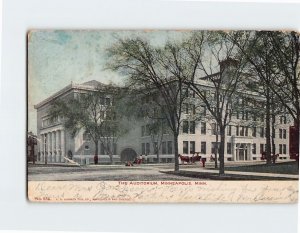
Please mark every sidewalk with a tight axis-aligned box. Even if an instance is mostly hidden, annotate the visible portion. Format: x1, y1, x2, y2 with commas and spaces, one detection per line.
160, 167, 299, 180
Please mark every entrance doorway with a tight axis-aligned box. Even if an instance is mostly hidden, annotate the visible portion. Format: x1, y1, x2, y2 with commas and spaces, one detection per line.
120, 148, 137, 162
236, 143, 249, 161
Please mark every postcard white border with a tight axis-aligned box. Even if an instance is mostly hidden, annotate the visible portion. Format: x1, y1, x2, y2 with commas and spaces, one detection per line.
1, 0, 300, 232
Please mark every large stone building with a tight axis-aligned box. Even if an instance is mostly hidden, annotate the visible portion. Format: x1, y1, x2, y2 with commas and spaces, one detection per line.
35, 80, 143, 164
34, 77, 292, 164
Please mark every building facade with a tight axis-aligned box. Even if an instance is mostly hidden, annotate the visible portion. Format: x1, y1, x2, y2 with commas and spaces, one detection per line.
34, 78, 292, 164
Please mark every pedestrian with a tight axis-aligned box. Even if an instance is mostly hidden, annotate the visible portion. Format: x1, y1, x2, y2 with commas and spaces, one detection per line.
68, 150, 73, 160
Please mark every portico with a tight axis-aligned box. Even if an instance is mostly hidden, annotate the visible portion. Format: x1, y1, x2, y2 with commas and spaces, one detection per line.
39, 128, 65, 163
232, 136, 253, 161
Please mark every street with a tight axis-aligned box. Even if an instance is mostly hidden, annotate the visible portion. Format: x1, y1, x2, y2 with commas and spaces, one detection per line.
27, 163, 199, 181
28, 160, 298, 181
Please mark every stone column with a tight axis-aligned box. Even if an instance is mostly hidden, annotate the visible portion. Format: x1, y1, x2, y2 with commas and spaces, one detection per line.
248, 143, 252, 161
235, 143, 239, 161
232, 142, 235, 161
41, 134, 44, 162
47, 133, 50, 162
61, 130, 65, 162
56, 131, 60, 162
44, 134, 48, 164
52, 131, 56, 162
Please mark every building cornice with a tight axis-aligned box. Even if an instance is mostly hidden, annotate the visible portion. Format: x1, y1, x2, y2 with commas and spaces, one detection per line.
34, 82, 101, 109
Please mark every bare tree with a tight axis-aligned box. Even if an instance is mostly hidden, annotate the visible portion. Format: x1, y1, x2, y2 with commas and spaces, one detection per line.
269, 32, 300, 127
178, 31, 246, 175
229, 31, 300, 164
107, 37, 192, 171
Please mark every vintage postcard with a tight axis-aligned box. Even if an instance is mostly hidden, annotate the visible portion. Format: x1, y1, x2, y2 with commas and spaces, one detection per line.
27, 30, 299, 203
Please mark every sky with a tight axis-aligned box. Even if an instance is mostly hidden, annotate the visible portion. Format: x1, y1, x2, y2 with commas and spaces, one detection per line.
28, 30, 190, 134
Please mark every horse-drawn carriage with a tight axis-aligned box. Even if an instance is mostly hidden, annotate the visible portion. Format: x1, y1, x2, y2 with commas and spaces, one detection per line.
179, 152, 206, 166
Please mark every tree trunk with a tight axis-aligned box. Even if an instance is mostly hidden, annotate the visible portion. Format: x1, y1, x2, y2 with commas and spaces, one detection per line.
94, 140, 99, 164
219, 127, 225, 175
214, 133, 218, 169
174, 134, 179, 172
157, 152, 160, 163
265, 91, 272, 165
271, 102, 276, 163
109, 153, 113, 165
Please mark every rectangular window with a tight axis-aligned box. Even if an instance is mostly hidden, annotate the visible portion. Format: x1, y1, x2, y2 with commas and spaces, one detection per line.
190, 104, 196, 115
283, 129, 287, 139
245, 127, 249, 136
227, 125, 232, 136
236, 126, 239, 136
141, 126, 145, 137
201, 106, 206, 116
211, 142, 220, 154
252, 144, 256, 154
146, 143, 150, 155
260, 144, 264, 154
252, 127, 256, 137
190, 141, 195, 154
184, 103, 189, 114
183, 121, 189, 134
145, 125, 150, 136
201, 122, 206, 134
141, 143, 145, 154
227, 143, 232, 154
183, 141, 188, 154
183, 88, 188, 97
240, 126, 244, 136
212, 123, 217, 135
162, 142, 167, 154
201, 142, 206, 154
167, 141, 172, 154
279, 129, 283, 139
188, 104, 196, 115
280, 116, 287, 124
260, 127, 264, 138
283, 144, 287, 154
279, 144, 283, 154
189, 121, 195, 134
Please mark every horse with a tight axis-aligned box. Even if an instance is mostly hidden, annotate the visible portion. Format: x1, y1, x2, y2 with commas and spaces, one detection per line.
191, 155, 202, 163
190, 152, 202, 163
179, 154, 190, 164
